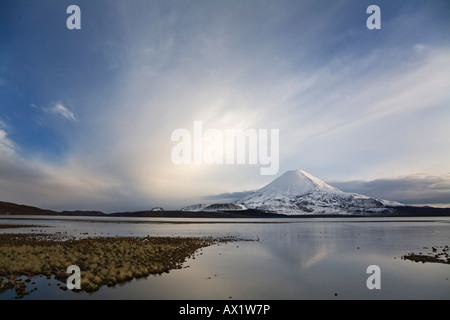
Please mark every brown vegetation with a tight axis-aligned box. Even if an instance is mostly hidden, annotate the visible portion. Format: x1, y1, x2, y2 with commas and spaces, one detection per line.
0, 233, 219, 298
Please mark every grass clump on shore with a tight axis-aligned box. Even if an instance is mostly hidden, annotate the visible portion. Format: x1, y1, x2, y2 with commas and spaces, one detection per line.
0, 234, 218, 298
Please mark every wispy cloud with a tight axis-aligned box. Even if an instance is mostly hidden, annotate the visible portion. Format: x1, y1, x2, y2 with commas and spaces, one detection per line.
40, 102, 77, 122
0, 129, 15, 157
43, 102, 78, 121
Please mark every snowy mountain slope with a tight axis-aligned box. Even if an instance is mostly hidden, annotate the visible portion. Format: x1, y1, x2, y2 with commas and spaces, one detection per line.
180, 204, 208, 211
181, 203, 247, 212
236, 170, 404, 215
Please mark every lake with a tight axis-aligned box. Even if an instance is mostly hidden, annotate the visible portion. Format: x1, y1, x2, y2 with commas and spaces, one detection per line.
0, 215, 449, 299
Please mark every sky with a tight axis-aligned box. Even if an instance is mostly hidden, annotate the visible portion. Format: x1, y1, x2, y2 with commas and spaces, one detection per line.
0, 0, 449, 212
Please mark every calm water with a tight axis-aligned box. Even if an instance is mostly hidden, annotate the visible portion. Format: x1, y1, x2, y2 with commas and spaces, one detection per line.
0, 215, 449, 299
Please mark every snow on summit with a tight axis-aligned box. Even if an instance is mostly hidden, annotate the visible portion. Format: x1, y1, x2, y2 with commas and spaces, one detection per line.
245, 170, 343, 199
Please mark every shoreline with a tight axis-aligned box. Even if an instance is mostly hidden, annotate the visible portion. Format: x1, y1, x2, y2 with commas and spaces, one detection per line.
0, 216, 448, 226
0, 224, 47, 229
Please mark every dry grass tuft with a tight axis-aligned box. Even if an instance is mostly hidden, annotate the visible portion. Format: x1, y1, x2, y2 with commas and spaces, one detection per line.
0, 234, 219, 298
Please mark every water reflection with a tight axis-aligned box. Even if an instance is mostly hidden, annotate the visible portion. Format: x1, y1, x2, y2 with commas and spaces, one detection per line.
0, 216, 449, 299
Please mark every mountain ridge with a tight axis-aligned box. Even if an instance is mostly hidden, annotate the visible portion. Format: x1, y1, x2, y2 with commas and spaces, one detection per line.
1, 170, 449, 217
1, 200, 449, 218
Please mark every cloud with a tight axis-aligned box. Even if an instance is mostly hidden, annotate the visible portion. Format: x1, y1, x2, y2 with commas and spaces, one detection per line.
49, 103, 77, 121
44, 10, 450, 209
0, 152, 156, 212
328, 174, 450, 206
0, 122, 153, 212
1, 1, 449, 211
276, 46, 450, 181
0, 129, 15, 157
42, 102, 77, 121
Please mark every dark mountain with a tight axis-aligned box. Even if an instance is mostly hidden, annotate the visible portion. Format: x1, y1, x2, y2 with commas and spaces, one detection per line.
0, 201, 58, 215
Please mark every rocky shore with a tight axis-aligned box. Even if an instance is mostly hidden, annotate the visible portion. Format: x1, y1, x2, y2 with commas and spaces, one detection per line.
402, 245, 450, 265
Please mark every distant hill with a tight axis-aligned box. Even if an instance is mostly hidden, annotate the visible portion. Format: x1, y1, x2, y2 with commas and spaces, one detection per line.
0, 201, 107, 216
0, 201, 58, 216
0, 201, 277, 218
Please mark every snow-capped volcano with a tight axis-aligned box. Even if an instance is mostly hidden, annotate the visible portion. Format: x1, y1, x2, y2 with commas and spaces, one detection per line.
237, 170, 404, 215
